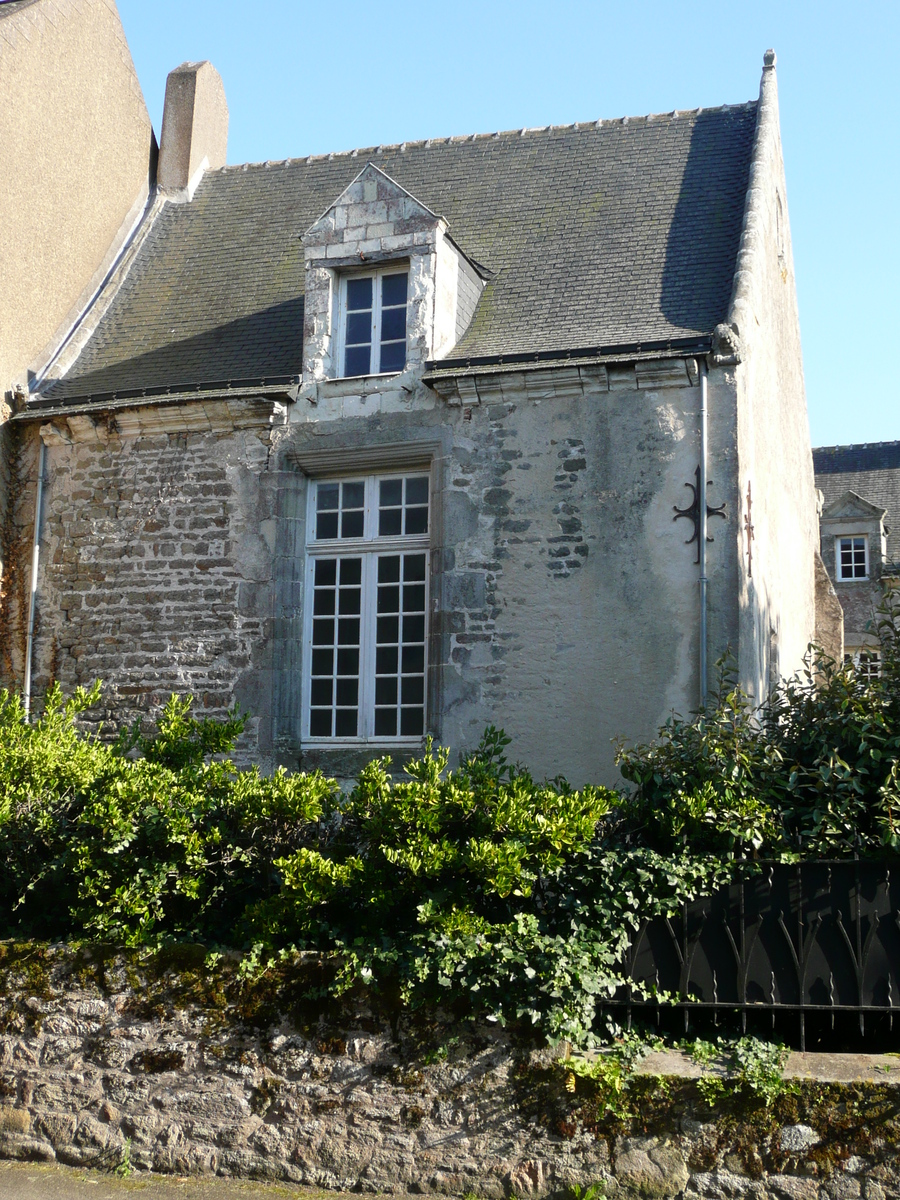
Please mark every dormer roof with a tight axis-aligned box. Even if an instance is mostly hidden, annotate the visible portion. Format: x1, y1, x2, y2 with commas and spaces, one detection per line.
303, 161, 443, 242
32, 102, 758, 408
820, 490, 887, 523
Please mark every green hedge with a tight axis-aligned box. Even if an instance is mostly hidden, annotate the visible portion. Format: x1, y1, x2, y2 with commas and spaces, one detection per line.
1, 591, 898, 1044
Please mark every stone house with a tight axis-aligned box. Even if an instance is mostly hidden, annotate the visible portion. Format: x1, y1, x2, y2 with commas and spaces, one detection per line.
2, 46, 822, 784
814, 441, 900, 676
0, 0, 156, 693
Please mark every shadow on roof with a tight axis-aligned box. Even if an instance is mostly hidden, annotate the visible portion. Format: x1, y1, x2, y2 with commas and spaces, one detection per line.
659, 109, 753, 335
42, 297, 304, 403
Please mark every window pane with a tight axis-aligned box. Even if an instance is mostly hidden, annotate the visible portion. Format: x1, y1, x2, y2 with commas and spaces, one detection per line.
403, 553, 427, 581
381, 273, 408, 306
338, 588, 361, 615
406, 477, 428, 506
378, 555, 400, 582
403, 584, 426, 613
379, 508, 402, 537
345, 345, 370, 377
380, 479, 402, 507
310, 710, 333, 737
343, 481, 364, 509
340, 558, 362, 585
341, 509, 364, 539
400, 708, 424, 736
336, 678, 359, 706
346, 277, 373, 310
380, 306, 406, 342
313, 590, 335, 616
378, 585, 400, 614
310, 679, 333, 706
402, 614, 425, 643
314, 558, 336, 586
404, 507, 428, 535
316, 511, 339, 540
402, 676, 424, 705
313, 618, 334, 645
375, 677, 398, 705
335, 709, 358, 737
337, 648, 359, 675
317, 484, 340, 512
402, 645, 425, 674
376, 646, 398, 674
378, 340, 406, 374
375, 709, 398, 737
311, 648, 333, 675
338, 617, 360, 645
346, 311, 372, 345
377, 615, 399, 644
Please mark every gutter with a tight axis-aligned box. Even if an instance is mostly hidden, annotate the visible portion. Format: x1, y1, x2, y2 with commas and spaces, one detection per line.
23, 439, 47, 722
15, 378, 301, 423
425, 335, 712, 381
699, 359, 709, 708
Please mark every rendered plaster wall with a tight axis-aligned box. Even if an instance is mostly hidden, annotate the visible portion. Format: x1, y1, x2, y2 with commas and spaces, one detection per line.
0, 0, 155, 395
276, 357, 739, 785
731, 63, 819, 701
1, 947, 900, 1198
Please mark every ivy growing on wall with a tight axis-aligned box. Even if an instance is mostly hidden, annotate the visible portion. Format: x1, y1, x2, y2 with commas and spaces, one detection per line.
0, 591, 898, 1045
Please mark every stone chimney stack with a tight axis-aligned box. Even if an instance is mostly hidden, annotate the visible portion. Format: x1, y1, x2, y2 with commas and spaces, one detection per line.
157, 61, 228, 197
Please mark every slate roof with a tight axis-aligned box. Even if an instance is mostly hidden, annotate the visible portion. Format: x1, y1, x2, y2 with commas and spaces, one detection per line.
39, 103, 758, 405
814, 442, 900, 565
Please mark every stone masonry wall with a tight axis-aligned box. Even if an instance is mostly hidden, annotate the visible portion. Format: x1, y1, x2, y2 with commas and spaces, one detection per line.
17, 400, 281, 759
1, 947, 900, 1199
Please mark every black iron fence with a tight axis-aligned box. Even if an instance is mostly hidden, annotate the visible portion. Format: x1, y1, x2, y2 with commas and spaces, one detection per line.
610, 860, 900, 1050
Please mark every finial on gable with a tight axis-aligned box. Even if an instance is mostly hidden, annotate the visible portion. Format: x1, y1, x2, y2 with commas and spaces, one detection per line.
763, 49, 776, 69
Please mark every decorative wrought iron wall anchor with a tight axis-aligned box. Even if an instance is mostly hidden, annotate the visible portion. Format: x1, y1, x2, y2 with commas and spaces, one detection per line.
673, 466, 727, 563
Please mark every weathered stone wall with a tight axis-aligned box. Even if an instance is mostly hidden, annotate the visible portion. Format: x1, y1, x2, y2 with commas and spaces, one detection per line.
1, 947, 899, 1199
15, 353, 742, 784
13, 400, 281, 759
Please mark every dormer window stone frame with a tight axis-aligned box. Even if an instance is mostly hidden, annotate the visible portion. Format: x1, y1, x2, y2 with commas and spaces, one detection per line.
819, 490, 889, 584
300, 162, 485, 394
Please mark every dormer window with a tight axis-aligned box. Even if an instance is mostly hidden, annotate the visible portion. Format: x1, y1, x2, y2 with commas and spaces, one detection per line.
339, 268, 408, 378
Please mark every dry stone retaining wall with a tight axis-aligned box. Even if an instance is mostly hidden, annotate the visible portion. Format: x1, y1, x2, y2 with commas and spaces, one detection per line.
0, 947, 899, 1198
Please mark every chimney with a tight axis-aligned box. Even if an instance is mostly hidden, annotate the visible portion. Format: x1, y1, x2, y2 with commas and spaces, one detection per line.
158, 61, 228, 198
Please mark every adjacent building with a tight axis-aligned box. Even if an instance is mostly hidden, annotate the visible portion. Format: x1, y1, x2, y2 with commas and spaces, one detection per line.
814, 441, 900, 676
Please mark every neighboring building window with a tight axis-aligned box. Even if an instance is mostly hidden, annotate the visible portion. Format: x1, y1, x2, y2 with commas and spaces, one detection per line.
339, 269, 408, 377
836, 535, 868, 581
304, 472, 429, 742
844, 649, 881, 682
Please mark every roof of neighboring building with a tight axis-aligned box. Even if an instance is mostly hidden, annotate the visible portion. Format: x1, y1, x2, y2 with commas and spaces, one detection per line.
38, 102, 758, 405
814, 442, 900, 565
0, 0, 42, 20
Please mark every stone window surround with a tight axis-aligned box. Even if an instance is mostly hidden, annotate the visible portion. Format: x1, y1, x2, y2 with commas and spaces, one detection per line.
303, 246, 436, 389
289, 441, 443, 754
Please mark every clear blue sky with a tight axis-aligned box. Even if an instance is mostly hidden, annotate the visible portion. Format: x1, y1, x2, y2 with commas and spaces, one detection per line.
117, 0, 899, 451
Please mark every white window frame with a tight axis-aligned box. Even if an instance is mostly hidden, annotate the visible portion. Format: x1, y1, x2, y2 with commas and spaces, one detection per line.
844, 648, 881, 681
835, 534, 869, 581
302, 471, 430, 746
335, 265, 409, 379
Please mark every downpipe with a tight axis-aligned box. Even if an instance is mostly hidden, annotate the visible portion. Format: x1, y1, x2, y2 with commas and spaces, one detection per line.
23, 438, 47, 722
699, 359, 709, 709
